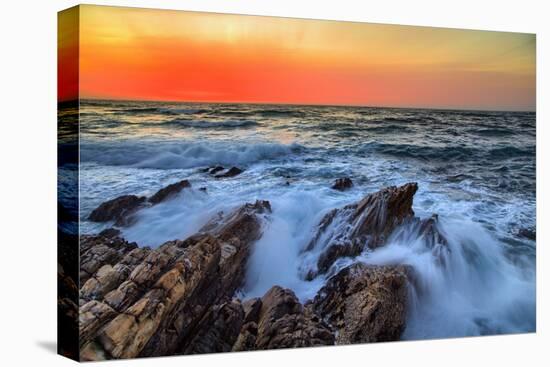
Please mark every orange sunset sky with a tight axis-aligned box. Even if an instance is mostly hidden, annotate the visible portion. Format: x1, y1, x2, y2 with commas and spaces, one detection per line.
59, 5, 536, 111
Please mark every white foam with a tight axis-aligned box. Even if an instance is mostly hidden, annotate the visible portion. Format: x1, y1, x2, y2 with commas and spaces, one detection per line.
80, 140, 302, 170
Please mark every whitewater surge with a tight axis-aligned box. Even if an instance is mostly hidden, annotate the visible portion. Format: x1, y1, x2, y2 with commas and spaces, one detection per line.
78, 100, 536, 340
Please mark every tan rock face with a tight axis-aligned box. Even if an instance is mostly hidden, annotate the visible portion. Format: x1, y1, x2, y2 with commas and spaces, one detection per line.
238, 286, 335, 350
311, 263, 411, 344
79, 235, 138, 284
79, 200, 271, 360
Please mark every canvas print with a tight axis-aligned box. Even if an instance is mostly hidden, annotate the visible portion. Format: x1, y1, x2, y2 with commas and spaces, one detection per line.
57, 5, 536, 361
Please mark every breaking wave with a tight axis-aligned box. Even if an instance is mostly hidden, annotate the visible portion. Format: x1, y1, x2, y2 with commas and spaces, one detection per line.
80, 140, 303, 170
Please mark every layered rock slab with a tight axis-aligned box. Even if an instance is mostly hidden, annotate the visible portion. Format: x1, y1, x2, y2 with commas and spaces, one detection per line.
79, 200, 271, 360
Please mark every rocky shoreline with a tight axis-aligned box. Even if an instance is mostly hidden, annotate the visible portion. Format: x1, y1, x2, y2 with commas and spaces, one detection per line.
75, 180, 447, 360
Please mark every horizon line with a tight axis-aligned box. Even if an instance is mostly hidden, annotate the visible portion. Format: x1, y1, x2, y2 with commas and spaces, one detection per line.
72, 97, 536, 114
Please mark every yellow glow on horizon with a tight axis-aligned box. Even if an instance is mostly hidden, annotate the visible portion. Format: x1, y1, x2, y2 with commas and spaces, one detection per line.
69, 5, 536, 111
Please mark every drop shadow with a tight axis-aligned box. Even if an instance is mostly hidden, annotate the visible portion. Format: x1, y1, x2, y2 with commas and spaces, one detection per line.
36, 340, 57, 354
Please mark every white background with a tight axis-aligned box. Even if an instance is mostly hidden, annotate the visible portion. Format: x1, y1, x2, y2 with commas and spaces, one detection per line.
0, 0, 548, 365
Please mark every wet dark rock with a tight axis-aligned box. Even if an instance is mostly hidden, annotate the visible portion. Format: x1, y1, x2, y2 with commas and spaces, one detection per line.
183, 300, 245, 354
215, 166, 243, 178
311, 263, 410, 344
199, 187, 208, 192
390, 214, 449, 266
98, 228, 121, 239
232, 321, 258, 352
209, 166, 225, 175
331, 177, 353, 191
88, 195, 146, 226
148, 180, 191, 204
89, 180, 193, 227
250, 286, 335, 350
305, 183, 418, 275
518, 228, 536, 241
243, 297, 262, 323
231, 298, 262, 351
418, 214, 448, 247
316, 242, 364, 275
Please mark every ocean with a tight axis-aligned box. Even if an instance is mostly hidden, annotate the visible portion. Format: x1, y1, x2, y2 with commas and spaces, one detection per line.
71, 99, 535, 340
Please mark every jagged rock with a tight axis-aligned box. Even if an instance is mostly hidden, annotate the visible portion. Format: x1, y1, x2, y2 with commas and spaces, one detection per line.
253, 286, 335, 350
311, 263, 410, 344
332, 177, 353, 191
305, 182, 418, 276
148, 180, 191, 204
242, 298, 262, 323
80, 235, 138, 284
316, 242, 364, 275
232, 321, 258, 352
79, 200, 271, 360
79, 300, 117, 348
80, 341, 108, 361
418, 215, 448, 247
98, 228, 121, 238
80, 247, 151, 302
183, 300, 245, 354
58, 229, 79, 359
88, 195, 146, 226
390, 214, 449, 266
215, 166, 243, 178
231, 298, 262, 351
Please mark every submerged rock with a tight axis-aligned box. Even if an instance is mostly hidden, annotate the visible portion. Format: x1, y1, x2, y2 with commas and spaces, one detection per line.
148, 179, 191, 204
215, 166, 243, 178
311, 263, 410, 344
88, 180, 192, 227
88, 195, 146, 226
331, 177, 353, 191
518, 228, 536, 241
305, 182, 418, 276
208, 166, 225, 175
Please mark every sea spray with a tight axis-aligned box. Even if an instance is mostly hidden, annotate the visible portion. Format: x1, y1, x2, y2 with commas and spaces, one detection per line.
353, 218, 536, 338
